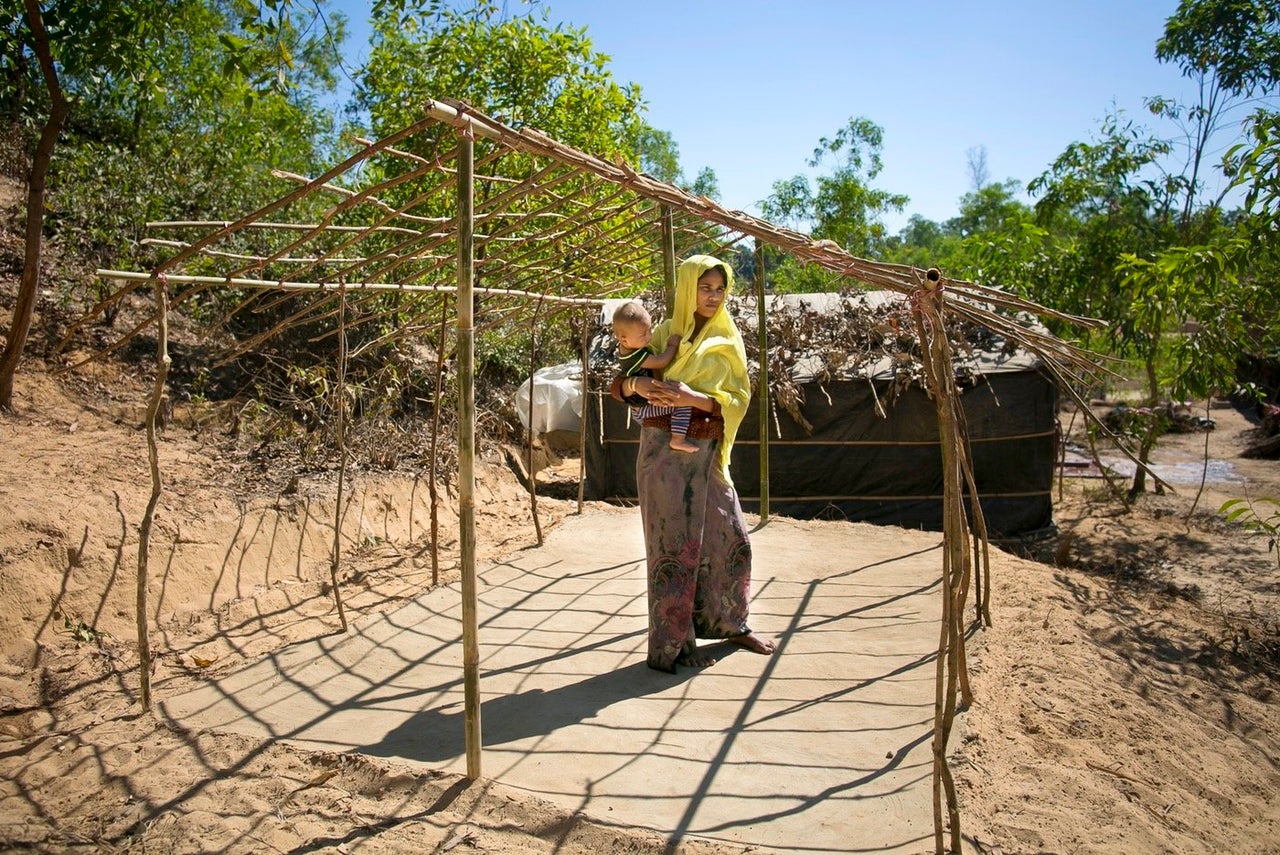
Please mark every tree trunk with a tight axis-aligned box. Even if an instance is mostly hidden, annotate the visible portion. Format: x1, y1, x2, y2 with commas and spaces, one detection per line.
1144, 355, 1159, 406
1128, 424, 1159, 500
0, 1, 69, 410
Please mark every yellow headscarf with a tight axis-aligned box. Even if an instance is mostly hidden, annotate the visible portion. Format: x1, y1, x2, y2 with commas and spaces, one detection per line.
651, 255, 751, 484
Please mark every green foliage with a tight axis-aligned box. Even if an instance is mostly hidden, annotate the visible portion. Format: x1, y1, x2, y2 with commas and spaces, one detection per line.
360, 0, 646, 160
1220, 496, 1280, 571
59, 613, 102, 645
685, 166, 719, 199
632, 124, 681, 183
1158, 0, 1280, 98
1230, 108, 1280, 220
884, 180, 1035, 281
1116, 232, 1264, 401
4, 0, 343, 301
761, 116, 907, 261
1014, 111, 1187, 400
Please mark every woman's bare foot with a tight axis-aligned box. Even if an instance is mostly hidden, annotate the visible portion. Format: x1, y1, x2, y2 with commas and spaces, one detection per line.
728, 632, 776, 655
669, 436, 698, 453
677, 649, 718, 668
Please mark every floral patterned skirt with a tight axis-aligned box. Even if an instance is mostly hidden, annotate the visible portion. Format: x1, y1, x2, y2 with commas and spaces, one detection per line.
636, 426, 753, 672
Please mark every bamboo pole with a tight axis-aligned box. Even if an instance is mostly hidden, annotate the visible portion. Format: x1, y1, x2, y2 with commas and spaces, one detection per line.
430, 295, 447, 586
456, 126, 482, 781
525, 292, 545, 546
754, 239, 770, 522
135, 274, 169, 712
913, 269, 967, 854
95, 269, 604, 306
577, 311, 590, 514
661, 205, 676, 316
328, 281, 350, 633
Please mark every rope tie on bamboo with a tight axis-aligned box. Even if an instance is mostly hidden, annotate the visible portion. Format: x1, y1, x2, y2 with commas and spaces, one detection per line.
908, 267, 945, 335
454, 104, 475, 141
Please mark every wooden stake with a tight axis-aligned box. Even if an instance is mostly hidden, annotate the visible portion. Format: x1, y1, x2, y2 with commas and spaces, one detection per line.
661, 205, 676, 316
456, 126, 482, 781
577, 310, 590, 514
135, 274, 170, 712
328, 281, 350, 633
913, 269, 968, 855
754, 239, 770, 522
526, 292, 545, 546
430, 295, 447, 587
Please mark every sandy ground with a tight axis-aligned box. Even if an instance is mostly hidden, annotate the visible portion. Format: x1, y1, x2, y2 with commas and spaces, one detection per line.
1, 358, 1279, 854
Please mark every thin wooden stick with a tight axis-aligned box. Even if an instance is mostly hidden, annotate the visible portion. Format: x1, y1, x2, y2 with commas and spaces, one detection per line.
526, 290, 546, 546
135, 274, 169, 712
577, 310, 589, 514
430, 294, 447, 587
328, 281, 350, 632
1186, 398, 1213, 523
96, 269, 605, 305
755, 238, 771, 521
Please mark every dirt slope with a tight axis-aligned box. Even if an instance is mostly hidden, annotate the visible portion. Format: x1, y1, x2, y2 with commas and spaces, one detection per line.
1, 346, 1278, 851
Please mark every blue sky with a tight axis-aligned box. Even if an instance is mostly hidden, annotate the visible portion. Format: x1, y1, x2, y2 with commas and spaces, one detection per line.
328, 1, 1213, 232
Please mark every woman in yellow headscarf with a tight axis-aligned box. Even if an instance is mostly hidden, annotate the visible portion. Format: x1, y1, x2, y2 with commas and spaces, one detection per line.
611, 255, 776, 672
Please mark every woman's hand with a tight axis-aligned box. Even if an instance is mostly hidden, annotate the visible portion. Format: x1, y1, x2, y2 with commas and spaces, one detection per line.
647, 380, 710, 411
627, 375, 657, 399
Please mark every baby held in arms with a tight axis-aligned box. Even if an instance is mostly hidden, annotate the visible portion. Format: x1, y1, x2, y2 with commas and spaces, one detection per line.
611, 300, 697, 453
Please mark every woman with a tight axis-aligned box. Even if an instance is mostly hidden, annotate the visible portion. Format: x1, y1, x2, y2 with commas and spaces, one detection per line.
611, 255, 777, 672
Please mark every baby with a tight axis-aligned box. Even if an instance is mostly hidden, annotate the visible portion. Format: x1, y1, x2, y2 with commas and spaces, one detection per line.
611, 300, 697, 453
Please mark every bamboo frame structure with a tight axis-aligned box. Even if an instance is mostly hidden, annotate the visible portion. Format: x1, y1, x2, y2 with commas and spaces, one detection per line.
89, 96, 1139, 847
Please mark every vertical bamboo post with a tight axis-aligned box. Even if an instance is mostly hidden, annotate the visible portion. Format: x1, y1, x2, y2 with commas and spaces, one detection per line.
660, 205, 676, 317
577, 310, 590, 514
456, 124, 482, 781
754, 239, 770, 521
429, 294, 448, 586
913, 268, 967, 855
136, 274, 170, 712
328, 281, 349, 632
525, 293, 545, 545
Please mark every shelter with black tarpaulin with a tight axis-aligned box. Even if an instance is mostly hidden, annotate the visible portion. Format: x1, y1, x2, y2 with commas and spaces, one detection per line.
585, 291, 1058, 538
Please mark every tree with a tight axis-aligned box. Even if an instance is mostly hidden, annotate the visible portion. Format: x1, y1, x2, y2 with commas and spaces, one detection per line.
0, 0, 68, 410
1027, 110, 1183, 366
758, 117, 907, 292
631, 124, 680, 184
360, 0, 648, 162
0, 0, 344, 410
1149, 0, 1280, 224
966, 145, 990, 192
353, 1, 691, 379
784, 117, 909, 258
686, 165, 719, 199
1158, 0, 1280, 97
